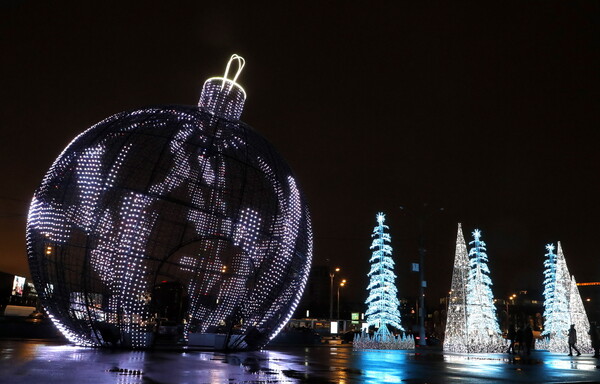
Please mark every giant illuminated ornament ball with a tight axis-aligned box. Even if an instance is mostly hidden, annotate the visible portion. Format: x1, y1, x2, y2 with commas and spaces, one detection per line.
26, 55, 312, 349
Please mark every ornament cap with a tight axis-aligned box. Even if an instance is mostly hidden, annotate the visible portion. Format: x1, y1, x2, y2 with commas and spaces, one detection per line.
199, 54, 246, 119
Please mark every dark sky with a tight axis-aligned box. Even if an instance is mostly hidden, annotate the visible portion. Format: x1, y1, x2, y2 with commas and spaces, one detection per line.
0, 1, 598, 305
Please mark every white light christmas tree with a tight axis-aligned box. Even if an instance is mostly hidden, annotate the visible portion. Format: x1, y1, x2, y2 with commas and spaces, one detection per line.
465, 229, 503, 352
443, 223, 470, 352
365, 212, 403, 331
569, 275, 593, 353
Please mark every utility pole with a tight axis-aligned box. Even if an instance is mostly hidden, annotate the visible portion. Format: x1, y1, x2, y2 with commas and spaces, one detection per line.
329, 267, 340, 319
418, 233, 427, 346
400, 204, 444, 347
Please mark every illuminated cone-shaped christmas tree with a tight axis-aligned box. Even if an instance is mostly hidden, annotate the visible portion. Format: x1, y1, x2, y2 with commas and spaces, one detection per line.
465, 229, 503, 352
443, 223, 469, 352
569, 275, 593, 353
365, 212, 403, 332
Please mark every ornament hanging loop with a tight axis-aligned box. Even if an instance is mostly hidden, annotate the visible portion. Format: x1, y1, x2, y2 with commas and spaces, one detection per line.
222, 54, 245, 92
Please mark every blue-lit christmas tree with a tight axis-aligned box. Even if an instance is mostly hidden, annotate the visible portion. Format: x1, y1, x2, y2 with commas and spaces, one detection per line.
465, 229, 502, 351
545, 242, 571, 352
542, 243, 558, 337
539, 242, 592, 353
365, 212, 403, 332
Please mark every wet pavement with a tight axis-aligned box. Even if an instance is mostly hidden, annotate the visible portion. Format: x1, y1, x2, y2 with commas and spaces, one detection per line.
1, 340, 600, 383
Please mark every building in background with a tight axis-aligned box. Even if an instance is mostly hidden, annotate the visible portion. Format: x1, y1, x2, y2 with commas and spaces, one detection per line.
0, 271, 38, 311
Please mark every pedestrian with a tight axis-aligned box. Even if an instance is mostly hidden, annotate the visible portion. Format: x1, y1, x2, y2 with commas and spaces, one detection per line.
568, 324, 581, 356
589, 322, 600, 358
515, 325, 524, 354
506, 323, 516, 354
524, 324, 533, 355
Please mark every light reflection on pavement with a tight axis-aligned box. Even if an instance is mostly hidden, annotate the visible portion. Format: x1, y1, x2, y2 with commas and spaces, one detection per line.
1, 340, 600, 383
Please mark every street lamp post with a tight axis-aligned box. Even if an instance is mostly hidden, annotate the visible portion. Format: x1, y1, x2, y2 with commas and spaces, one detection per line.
329, 267, 340, 320
337, 279, 346, 319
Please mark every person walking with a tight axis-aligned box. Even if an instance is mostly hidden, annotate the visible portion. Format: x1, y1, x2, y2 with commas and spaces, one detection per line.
515, 326, 524, 354
568, 324, 581, 356
524, 324, 533, 355
506, 324, 516, 354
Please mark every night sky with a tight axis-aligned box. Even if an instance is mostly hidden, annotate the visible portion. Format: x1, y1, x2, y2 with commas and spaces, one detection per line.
1, 1, 598, 306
